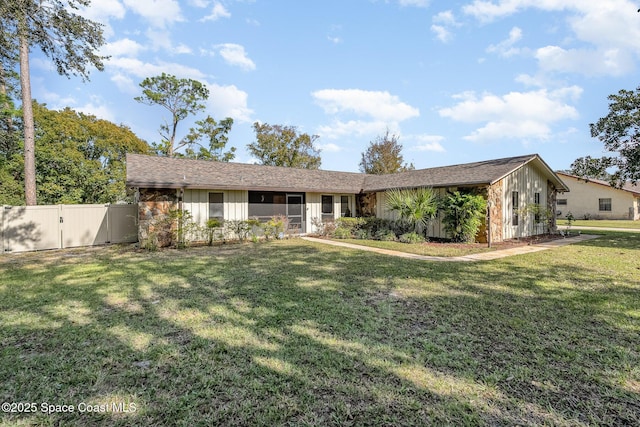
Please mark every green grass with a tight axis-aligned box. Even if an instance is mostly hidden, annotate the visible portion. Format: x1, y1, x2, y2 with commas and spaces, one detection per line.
1, 233, 639, 426
557, 219, 640, 229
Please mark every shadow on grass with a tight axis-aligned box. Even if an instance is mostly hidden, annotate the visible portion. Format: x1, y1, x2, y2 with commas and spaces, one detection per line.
0, 235, 638, 425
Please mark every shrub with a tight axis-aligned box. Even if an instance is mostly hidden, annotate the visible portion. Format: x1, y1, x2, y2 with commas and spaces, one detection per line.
336, 217, 365, 234
385, 187, 438, 235
375, 228, 397, 241
224, 220, 252, 242
354, 229, 371, 240
169, 209, 200, 248
333, 227, 352, 239
204, 218, 223, 246
399, 232, 425, 244
262, 215, 288, 240
389, 219, 413, 237
311, 217, 336, 237
440, 191, 487, 243
362, 217, 392, 235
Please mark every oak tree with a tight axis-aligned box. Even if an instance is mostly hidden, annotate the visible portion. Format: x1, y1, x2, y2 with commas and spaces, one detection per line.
359, 130, 414, 174
1, 0, 107, 205
247, 122, 322, 169
572, 87, 640, 185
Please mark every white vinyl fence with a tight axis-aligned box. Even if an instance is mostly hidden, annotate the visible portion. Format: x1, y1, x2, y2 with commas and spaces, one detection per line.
1, 204, 138, 253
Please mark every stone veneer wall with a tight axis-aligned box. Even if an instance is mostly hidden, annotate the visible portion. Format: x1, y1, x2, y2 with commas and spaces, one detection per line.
138, 188, 178, 247
486, 180, 504, 243
357, 192, 377, 217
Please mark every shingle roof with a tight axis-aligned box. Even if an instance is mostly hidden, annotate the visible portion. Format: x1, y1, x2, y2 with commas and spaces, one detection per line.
556, 172, 640, 196
126, 154, 367, 193
363, 154, 564, 191
126, 153, 569, 193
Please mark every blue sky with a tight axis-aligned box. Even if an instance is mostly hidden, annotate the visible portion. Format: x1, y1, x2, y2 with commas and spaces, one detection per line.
29, 0, 640, 173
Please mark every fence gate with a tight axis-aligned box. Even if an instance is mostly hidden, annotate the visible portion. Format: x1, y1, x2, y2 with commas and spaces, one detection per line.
2, 204, 138, 254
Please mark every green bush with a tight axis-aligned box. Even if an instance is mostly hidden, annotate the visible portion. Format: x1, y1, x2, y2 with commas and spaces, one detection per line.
399, 232, 425, 244
333, 227, 352, 239
204, 218, 223, 246
261, 215, 288, 240
336, 217, 365, 233
440, 191, 487, 243
375, 229, 397, 241
385, 187, 437, 235
354, 229, 371, 240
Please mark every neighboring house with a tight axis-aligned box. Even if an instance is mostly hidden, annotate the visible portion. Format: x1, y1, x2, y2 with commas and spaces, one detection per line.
555, 172, 640, 220
126, 153, 569, 244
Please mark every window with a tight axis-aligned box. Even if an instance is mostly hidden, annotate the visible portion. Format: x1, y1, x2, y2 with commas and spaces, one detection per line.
512, 191, 519, 226
599, 198, 612, 212
209, 192, 224, 220
322, 195, 334, 221
534, 192, 541, 222
341, 196, 350, 217
557, 199, 567, 206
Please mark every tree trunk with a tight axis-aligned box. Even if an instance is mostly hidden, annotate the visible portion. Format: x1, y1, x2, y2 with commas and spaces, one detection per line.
20, 34, 36, 205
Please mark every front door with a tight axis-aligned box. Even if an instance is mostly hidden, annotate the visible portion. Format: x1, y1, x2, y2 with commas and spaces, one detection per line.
286, 194, 304, 233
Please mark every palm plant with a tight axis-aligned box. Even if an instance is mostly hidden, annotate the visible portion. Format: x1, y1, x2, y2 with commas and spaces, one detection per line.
385, 187, 438, 235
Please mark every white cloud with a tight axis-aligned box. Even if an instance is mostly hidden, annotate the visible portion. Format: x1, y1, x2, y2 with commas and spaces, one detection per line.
312, 89, 419, 122
123, 0, 184, 28
438, 87, 582, 142
111, 73, 138, 94
409, 135, 446, 152
316, 120, 390, 140
216, 43, 256, 71
201, 2, 231, 22
431, 10, 460, 43
317, 142, 343, 152
102, 38, 146, 57
487, 27, 524, 57
145, 29, 193, 54
398, 0, 430, 7
207, 84, 254, 123
535, 46, 634, 77
78, 0, 125, 37
108, 57, 207, 80
76, 101, 117, 122
431, 25, 452, 43
464, 1, 640, 77
433, 10, 457, 25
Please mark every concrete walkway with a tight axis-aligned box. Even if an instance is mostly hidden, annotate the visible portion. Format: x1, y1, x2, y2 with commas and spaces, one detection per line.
301, 234, 601, 262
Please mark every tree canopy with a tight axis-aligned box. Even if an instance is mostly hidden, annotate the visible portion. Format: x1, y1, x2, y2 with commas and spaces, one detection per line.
359, 130, 414, 174
247, 122, 322, 169
135, 73, 236, 160
1, 0, 107, 204
0, 102, 150, 205
572, 86, 640, 185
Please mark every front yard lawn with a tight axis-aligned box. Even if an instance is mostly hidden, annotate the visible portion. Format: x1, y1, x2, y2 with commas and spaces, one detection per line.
557, 219, 640, 229
1, 232, 639, 426
333, 236, 563, 257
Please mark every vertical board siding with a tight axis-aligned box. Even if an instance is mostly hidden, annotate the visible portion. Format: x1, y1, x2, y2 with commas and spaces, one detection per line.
307, 193, 356, 233
502, 163, 548, 239
183, 189, 248, 225
307, 193, 322, 232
